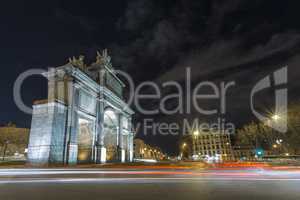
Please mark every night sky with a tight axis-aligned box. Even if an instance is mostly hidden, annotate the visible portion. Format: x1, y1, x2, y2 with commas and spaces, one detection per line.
1, 0, 300, 154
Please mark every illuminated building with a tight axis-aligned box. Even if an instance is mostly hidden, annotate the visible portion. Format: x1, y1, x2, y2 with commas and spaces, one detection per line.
27, 50, 134, 164
0, 123, 29, 158
192, 130, 233, 161
133, 139, 166, 161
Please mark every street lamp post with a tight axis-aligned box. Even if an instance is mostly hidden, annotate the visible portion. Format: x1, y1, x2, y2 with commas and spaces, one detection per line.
181, 143, 187, 159
193, 130, 199, 157
271, 114, 281, 155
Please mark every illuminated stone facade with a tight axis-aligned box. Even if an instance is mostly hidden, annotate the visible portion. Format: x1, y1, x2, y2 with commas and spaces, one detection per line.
27, 50, 134, 164
192, 131, 234, 161
133, 139, 166, 161
0, 124, 29, 157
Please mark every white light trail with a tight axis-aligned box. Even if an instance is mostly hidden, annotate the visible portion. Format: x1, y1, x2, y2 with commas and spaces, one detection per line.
1, 177, 300, 184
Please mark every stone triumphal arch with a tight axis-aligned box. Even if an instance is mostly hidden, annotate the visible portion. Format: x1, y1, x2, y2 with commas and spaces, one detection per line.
27, 50, 134, 164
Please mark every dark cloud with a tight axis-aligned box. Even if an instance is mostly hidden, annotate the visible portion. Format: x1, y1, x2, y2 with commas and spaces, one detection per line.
118, 0, 157, 31
106, 0, 300, 154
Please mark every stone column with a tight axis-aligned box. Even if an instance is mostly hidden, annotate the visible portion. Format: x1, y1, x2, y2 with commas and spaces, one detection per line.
95, 94, 105, 163
62, 77, 73, 164
128, 117, 134, 162
129, 132, 134, 162
47, 68, 57, 103
65, 83, 79, 165
118, 113, 125, 162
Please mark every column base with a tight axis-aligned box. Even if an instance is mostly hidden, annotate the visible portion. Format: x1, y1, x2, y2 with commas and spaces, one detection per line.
96, 145, 106, 163
129, 150, 134, 162
67, 143, 78, 165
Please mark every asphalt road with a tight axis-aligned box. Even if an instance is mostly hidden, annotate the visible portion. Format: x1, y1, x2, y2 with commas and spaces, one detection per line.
0, 168, 300, 200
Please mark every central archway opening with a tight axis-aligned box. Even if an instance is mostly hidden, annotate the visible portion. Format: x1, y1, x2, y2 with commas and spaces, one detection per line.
103, 109, 118, 162
77, 117, 94, 164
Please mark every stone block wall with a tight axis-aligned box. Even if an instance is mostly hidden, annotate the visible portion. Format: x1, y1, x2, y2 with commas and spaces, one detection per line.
27, 102, 67, 164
